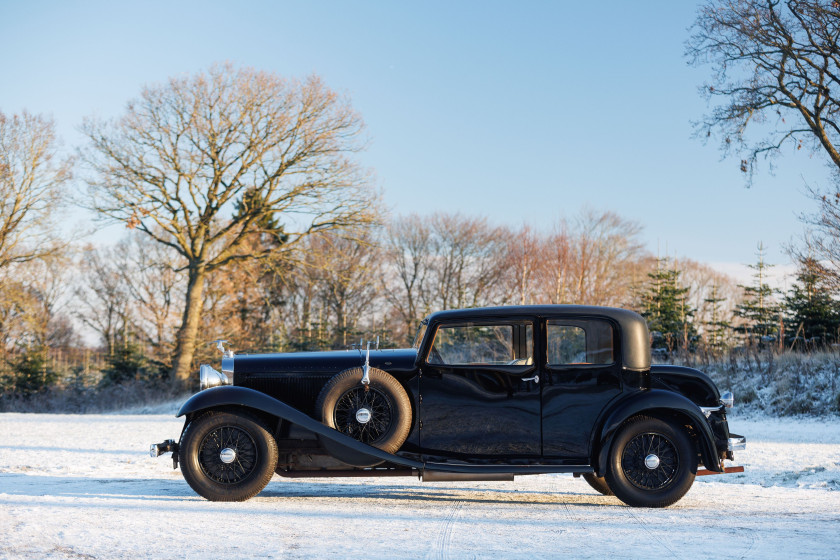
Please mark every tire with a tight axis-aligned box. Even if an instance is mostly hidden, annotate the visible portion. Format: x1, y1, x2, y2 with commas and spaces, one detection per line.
582, 473, 614, 496
316, 367, 412, 465
605, 415, 696, 508
180, 411, 279, 502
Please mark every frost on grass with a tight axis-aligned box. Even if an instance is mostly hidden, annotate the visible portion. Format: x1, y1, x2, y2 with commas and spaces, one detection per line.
672, 351, 840, 416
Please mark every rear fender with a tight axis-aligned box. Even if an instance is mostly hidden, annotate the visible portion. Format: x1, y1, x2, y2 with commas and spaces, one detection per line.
594, 389, 720, 475
177, 386, 424, 470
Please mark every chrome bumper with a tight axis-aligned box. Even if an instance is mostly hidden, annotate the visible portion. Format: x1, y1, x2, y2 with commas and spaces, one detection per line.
728, 434, 746, 451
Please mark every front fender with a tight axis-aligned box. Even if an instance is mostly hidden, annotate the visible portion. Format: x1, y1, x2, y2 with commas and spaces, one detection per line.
595, 389, 720, 475
177, 386, 423, 470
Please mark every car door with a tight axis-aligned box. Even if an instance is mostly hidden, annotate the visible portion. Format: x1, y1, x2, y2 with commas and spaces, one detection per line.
540, 317, 623, 462
418, 318, 541, 462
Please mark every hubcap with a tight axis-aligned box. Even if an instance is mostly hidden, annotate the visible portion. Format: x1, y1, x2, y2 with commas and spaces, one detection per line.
644, 453, 660, 470
356, 408, 372, 424
219, 447, 237, 464
334, 387, 394, 444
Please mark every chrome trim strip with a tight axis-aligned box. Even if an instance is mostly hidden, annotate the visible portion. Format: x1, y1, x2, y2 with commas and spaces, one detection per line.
700, 405, 723, 418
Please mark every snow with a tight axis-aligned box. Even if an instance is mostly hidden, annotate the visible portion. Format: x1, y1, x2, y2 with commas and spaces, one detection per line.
1, 413, 839, 559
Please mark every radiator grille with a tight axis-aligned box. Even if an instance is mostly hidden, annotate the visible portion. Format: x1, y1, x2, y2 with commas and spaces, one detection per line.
237, 374, 333, 416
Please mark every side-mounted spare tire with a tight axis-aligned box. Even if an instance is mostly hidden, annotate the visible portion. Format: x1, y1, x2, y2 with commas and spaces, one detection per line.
316, 367, 412, 466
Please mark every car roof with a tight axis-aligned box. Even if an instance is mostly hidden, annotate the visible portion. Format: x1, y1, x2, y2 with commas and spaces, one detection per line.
424, 305, 651, 372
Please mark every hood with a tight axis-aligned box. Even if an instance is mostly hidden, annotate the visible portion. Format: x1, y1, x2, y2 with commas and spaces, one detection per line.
231, 348, 418, 376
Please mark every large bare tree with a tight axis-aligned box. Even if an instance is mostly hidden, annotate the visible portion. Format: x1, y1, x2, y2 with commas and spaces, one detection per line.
0, 110, 70, 273
687, 0, 840, 179
82, 64, 376, 384
383, 215, 433, 342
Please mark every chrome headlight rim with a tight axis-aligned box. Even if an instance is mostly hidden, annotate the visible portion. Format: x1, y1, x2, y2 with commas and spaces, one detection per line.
199, 364, 231, 391
720, 391, 734, 408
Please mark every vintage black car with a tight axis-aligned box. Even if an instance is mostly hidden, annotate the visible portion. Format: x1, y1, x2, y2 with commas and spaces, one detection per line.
151, 305, 745, 508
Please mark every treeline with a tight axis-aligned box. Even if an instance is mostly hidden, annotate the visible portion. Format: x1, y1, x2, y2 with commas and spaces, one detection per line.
4, 64, 840, 412
3, 201, 837, 402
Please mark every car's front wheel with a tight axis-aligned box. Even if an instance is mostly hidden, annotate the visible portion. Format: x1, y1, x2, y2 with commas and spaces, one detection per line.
605, 415, 696, 508
180, 411, 278, 502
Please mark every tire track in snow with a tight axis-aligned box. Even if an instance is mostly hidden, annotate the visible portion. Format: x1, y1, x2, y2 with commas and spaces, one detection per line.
624, 507, 685, 560
430, 499, 464, 560
735, 528, 756, 560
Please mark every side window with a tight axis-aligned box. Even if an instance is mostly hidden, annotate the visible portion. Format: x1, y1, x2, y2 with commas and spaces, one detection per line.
546, 320, 614, 366
428, 323, 533, 366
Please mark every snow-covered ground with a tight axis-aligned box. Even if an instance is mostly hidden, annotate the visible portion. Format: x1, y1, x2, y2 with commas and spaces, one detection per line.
1, 413, 838, 559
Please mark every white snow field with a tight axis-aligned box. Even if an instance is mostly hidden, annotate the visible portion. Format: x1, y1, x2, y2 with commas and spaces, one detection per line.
1, 413, 839, 560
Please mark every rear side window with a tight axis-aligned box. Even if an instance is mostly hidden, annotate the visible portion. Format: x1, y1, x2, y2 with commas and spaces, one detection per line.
546, 319, 614, 366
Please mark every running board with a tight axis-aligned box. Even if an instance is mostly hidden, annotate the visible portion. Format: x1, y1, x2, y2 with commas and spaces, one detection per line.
422, 471, 514, 482
697, 465, 744, 476
423, 462, 593, 475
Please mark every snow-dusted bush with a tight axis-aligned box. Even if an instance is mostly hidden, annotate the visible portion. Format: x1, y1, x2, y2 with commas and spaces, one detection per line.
673, 351, 840, 416
0, 379, 188, 414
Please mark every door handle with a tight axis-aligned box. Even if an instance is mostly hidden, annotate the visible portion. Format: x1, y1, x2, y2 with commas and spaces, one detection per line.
522, 375, 539, 383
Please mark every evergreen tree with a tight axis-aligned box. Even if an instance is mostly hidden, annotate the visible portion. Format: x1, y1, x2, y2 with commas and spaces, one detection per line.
783, 256, 840, 349
100, 338, 157, 385
11, 345, 57, 396
640, 257, 695, 352
233, 187, 288, 247
734, 243, 780, 345
703, 278, 731, 353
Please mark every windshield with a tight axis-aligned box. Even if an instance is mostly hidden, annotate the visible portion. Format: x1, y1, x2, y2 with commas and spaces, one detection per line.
412, 319, 429, 350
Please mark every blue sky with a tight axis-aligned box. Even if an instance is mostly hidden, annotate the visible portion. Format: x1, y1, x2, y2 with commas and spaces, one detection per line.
0, 0, 833, 279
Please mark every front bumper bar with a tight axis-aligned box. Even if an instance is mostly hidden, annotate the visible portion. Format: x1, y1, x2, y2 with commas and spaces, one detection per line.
150, 439, 178, 457
728, 434, 747, 451
150, 439, 180, 469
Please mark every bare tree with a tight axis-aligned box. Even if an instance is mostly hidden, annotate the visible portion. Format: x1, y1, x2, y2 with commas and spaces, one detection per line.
425, 213, 508, 310
309, 231, 382, 348
119, 234, 183, 359
0, 111, 71, 274
383, 215, 433, 342
678, 258, 741, 347
75, 245, 130, 355
502, 225, 545, 306
12, 255, 76, 349
543, 223, 573, 304
538, 210, 646, 306
687, 0, 840, 179
81, 64, 377, 383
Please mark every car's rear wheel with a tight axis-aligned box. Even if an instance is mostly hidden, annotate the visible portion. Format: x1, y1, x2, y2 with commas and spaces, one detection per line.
316, 367, 412, 465
582, 473, 613, 496
605, 415, 696, 508
180, 411, 278, 502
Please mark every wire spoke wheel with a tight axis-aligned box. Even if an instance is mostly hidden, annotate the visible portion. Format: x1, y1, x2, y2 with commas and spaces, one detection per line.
621, 432, 679, 491
317, 367, 413, 465
198, 425, 258, 484
333, 386, 394, 445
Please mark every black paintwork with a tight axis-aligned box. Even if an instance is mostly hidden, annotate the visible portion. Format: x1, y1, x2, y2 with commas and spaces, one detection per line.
178, 305, 734, 476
